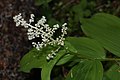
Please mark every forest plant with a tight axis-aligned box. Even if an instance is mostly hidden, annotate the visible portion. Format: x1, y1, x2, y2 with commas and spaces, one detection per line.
13, 8, 120, 80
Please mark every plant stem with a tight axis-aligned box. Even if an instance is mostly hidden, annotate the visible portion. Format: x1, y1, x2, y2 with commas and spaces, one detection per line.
72, 53, 120, 61
96, 58, 120, 61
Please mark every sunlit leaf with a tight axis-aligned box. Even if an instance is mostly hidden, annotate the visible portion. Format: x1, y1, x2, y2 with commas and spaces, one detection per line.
81, 13, 120, 57
66, 37, 106, 59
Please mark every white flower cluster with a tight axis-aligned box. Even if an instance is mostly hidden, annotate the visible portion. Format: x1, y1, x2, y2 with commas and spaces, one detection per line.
13, 13, 67, 60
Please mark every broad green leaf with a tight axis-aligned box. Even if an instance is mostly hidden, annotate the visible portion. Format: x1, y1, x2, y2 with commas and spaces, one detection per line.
105, 64, 120, 80
66, 37, 105, 59
66, 60, 103, 80
41, 50, 66, 80
64, 41, 77, 53
56, 54, 74, 65
20, 48, 47, 73
35, 0, 52, 6
81, 13, 120, 57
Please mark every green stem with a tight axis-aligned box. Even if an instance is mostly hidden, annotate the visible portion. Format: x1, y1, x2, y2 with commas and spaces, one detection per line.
98, 58, 120, 61
72, 53, 120, 61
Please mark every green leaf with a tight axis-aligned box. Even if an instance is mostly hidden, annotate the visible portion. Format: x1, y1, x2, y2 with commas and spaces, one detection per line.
66, 37, 106, 59
56, 54, 74, 65
81, 13, 120, 57
66, 60, 103, 80
105, 64, 120, 80
64, 41, 77, 53
35, 0, 52, 6
41, 50, 66, 80
72, 0, 87, 19
20, 48, 47, 73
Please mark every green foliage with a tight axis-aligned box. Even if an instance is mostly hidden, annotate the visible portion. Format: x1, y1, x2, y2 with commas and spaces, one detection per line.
19, 0, 120, 80
41, 50, 66, 80
66, 60, 103, 80
81, 13, 120, 57
56, 54, 74, 65
72, 0, 88, 19
66, 37, 106, 59
64, 41, 77, 53
105, 64, 120, 80
19, 48, 47, 72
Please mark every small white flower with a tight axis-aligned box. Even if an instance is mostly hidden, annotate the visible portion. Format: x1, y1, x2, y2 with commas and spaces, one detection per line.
29, 14, 35, 23
16, 22, 20, 26
46, 56, 50, 60
62, 23, 67, 27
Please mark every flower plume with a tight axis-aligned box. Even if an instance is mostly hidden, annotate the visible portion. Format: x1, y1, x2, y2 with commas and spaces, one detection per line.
13, 13, 67, 60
